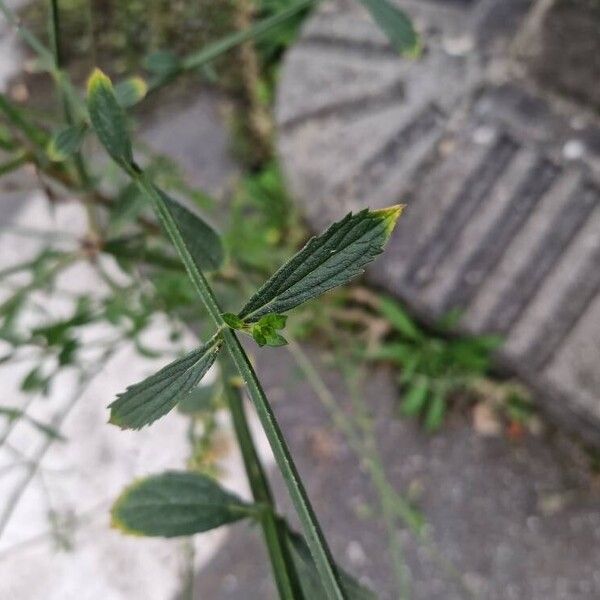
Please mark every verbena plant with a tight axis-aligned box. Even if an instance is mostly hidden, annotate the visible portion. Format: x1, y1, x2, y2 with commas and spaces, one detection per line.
0, 0, 419, 597
89, 68, 403, 598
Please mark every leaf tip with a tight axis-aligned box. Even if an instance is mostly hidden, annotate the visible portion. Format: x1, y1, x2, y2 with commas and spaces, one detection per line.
129, 76, 148, 99
107, 402, 134, 430
375, 204, 405, 236
87, 68, 112, 96
46, 140, 62, 162
110, 482, 145, 537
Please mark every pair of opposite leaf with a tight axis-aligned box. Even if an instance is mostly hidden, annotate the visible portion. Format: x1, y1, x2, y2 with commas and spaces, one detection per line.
85, 69, 403, 430
222, 312, 288, 347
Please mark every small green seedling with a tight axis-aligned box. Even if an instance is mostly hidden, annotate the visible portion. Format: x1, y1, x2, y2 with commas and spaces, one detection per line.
371, 296, 501, 431
223, 311, 288, 346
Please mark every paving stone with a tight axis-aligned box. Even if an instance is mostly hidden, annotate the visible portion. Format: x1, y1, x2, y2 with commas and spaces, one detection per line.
276, 0, 600, 444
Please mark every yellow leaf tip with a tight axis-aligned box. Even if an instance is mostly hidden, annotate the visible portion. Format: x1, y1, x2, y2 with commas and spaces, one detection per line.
110, 481, 145, 537
110, 510, 143, 537
87, 68, 111, 94
107, 411, 127, 429
375, 204, 405, 235
130, 76, 148, 97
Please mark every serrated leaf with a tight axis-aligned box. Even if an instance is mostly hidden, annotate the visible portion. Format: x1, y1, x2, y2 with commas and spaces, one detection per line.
86, 69, 133, 167
287, 528, 376, 600
257, 313, 287, 330
160, 188, 224, 272
46, 123, 86, 161
358, 0, 420, 56
114, 76, 148, 108
261, 330, 288, 347
222, 313, 245, 329
252, 329, 267, 347
111, 471, 253, 537
109, 336, 222, 429
239, 206, 403, 321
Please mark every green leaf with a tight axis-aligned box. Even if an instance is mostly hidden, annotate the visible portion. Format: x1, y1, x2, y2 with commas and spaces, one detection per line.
401, 379, 428, 416
287, 528, 376, 600
222, 312, 246, 330
86, 69, 133, 167
20, 366, 48, 393
159, 189, 225, 272
262, 331, 288, 347
369, 342, 414, 364
424, 388, 446, 432
257, 313, 287, 330
247, 313, 289, 347
144, 50, 181, 77
177, 385, 216, 415
109, 336, 222, 429
47, 123, 87, 162
239, 206, 403, 321
399, 354, 419, 384
114, 76, 148, 108
252, 329, 267, 347
57, 337, 78, 366
378, 296, 422, 342
111, 471, 254, 537
358, 0, 420, 56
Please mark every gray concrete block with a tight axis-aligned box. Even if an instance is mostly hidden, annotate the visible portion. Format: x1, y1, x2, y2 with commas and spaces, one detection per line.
276, 0, 600, 443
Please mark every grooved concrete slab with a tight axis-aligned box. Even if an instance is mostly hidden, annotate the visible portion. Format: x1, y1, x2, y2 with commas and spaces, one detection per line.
276, 0, 600, 443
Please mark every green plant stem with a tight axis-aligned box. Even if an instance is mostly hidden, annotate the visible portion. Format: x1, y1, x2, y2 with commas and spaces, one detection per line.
131, 170, 346, 600
223, 329, 346, 600
0, 0, 316, 128
47, 0, 99, 236
148, 0, 317, 91
288, 340, 412, 598
221, 358, 304, 600
0, 0, 85, 120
